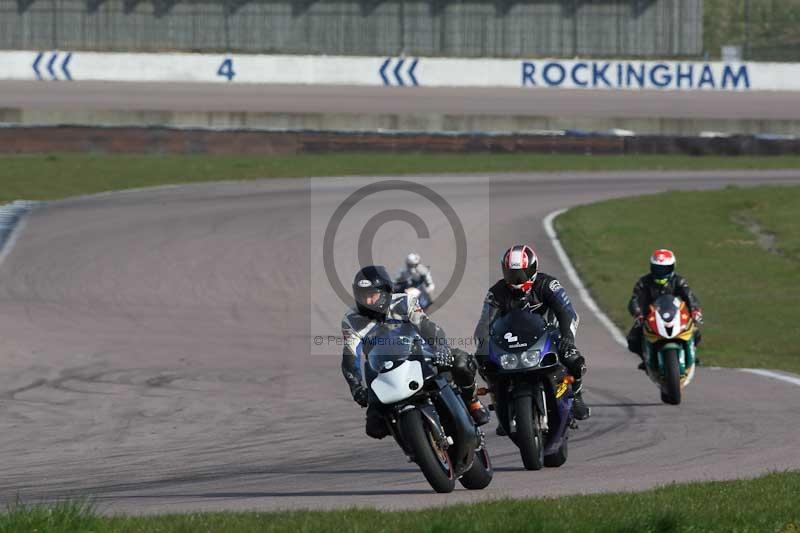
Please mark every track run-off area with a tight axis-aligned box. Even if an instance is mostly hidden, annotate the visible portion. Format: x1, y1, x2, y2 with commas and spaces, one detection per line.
1, 170, 799, 514
2, 81, 800, 119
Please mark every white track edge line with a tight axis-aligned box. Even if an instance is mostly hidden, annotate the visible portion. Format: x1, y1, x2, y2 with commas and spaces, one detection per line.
543, 208, 627, 347
0, 201, 38, 268
0, 212, 29, 268
543, 207, 800, 388
737, 369, 800, 387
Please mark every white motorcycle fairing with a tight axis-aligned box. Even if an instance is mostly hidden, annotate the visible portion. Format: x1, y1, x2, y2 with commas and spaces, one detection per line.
370, 360, 424, 404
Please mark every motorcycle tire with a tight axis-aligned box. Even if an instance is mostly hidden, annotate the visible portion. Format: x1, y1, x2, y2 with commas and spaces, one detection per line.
544, 436, 568, 467
399, 408, 456, 493
459, 446, 493, 490
515, 395, 544, 471
662, 348, 682, 405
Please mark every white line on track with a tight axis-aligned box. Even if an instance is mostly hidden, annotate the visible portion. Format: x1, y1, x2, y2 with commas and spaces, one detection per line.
738, 369, 800, 387
0, 201, 37, 269
543, 207, 800, 388
543, 208, 628, 347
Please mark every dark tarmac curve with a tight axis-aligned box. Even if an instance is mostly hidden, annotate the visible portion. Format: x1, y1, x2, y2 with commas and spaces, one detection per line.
2, 81, 800, 119
1, 170, 799, 515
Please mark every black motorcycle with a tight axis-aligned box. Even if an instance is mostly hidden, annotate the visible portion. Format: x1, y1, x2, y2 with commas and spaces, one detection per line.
365, 322, 493, 493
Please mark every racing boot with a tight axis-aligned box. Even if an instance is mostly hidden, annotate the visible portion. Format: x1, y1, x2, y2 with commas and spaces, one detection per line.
637, 352, 647, 371
468, 398, 491, 426
572, 380, 591, 420
461, 386, 490, 426
495, 424, 507, 436
572, 390, 591, 420
365, 404, 389, 439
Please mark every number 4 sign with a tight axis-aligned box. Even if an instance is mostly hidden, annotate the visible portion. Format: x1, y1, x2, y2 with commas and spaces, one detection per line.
217, 58, 235, 81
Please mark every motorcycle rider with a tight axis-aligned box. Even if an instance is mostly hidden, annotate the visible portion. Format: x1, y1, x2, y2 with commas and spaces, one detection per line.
342, 265, 490, 439
395, 252, 436, 296
627, 249, 703, 369
474, 245, 591, 433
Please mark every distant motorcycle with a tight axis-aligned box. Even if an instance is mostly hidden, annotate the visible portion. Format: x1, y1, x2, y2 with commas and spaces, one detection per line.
394, 276, 433, 310
641, 294, 699, 405
365, 322, 493, 493
483, 310, 574, 470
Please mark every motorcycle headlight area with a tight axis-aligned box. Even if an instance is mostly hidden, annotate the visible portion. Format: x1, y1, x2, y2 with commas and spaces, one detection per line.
519, 349, 542, 367
500, 350, 542, 369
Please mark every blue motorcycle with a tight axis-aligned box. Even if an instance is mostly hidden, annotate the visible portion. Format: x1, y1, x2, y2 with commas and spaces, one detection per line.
485, 310, 574, 470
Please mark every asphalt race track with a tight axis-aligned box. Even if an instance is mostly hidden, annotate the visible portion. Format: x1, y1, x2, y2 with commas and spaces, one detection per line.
2, 81, 800, 119
1, 170, 800, 514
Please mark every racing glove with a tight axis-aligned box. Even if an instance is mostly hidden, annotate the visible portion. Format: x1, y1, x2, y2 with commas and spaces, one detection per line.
561, 348, 587, 379
692, 309, 704, 326
633, 314, 644, 327
557, 336, 576, 356
351, 384, 368, 407
432, 346, 455, 368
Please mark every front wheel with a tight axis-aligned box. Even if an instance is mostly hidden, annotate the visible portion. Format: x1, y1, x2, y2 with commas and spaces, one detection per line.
661, 348, 682, 405
399, 409, 455, 493
514, 395, 544, 471
459, 446, 493, 490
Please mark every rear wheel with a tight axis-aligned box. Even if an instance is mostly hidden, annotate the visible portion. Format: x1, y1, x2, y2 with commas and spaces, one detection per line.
544, 437, 568, 467
515, 395, 544, 471
399, 409, 455, 493
661, 348, 682, 405
459, 446, 493, 490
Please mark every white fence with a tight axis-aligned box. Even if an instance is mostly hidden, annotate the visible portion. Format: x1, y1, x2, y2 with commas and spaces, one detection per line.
3, 51, 800, 91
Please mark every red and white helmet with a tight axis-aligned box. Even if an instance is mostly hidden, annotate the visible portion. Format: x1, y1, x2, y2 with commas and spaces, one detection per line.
650, 249, 676, 285
501, 245, 538, 293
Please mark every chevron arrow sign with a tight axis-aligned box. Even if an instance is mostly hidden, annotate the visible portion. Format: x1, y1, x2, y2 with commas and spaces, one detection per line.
379, 57, 419, 87
33, 52, 73, 81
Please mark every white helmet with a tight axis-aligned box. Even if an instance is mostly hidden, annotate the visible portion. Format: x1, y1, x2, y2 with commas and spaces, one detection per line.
406, 252, 421, 269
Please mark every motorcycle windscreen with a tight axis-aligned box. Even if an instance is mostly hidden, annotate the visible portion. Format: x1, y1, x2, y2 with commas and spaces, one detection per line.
489, 309, 548, 353
653, 294, 681, 319
365, 322, 431, 373
370, 360, 424, 404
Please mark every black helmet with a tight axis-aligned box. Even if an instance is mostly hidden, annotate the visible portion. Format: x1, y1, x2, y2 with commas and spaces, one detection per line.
501, 245, 539, 294
353, 265, 393, 318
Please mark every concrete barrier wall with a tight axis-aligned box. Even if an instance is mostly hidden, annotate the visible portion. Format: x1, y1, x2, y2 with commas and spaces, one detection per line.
4, 108, 800, 137
4, 51, 800, 91
2, 125, 799, 156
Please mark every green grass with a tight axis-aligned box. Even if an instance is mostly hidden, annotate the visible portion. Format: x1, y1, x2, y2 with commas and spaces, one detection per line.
2, 472, 799, 532
3, 153, 800, 203
555, 185, 800, 373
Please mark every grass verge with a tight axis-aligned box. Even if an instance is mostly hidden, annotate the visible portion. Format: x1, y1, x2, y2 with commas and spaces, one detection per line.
2, 153, 800, 203
555, 185, 800, 373
2, 471, 798, 532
